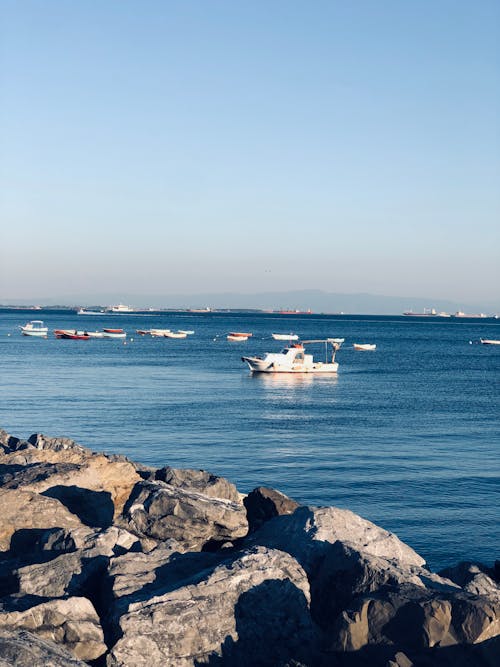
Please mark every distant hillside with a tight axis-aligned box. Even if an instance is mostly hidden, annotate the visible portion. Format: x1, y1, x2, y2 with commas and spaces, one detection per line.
2, 290, 498, 315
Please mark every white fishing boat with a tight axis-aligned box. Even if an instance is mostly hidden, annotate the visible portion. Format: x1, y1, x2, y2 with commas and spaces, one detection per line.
178, 330, 195, 335
480, 339, 500, 345
242, 339, 341, 373
272, 333, 299, 341
163, 331, 187, 338
150, 329, 172, 337
20, 320, 48, 337
353, 343, 376, 351
102, 328, 127, 339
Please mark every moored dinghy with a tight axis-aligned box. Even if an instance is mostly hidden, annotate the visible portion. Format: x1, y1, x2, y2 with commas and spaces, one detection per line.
480, 339, 500, 345
272, 333, 299, 341
353, 343, 376, 351
103, 328, 127, 339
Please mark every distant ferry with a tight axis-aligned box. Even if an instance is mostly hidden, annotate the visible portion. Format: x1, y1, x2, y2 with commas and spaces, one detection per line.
109, 304, 134, 313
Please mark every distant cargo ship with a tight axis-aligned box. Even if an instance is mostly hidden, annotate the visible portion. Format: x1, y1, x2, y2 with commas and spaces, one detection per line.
403, 308, 449, 317
275, 309, 313, 315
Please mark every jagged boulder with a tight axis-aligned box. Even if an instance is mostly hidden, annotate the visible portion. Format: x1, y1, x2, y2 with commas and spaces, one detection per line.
155, 466, 241, 502
122, 480, 248, 551
3, 526, 140, 599
246, 505, 425, 574
107, 546, 319, 667
0, 628, 89, 666
0, 489, 89, 552
439, 562, 500, 604
0, 447, 141, 522
328, 585, 500, 653
311, 541, 459, 632
0, 596, 106, 662
244, 486, 300, 532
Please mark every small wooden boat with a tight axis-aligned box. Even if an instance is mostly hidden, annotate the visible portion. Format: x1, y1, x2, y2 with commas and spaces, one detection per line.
103, 328, 127, 339
480, 339, 500, 345
150, 329, 172, 337
163, 331, 188, 338
228, 334, 248, 342
272, 333, 299, 341
353, 343, 376, 351
229, 332, 252, 338
20, 321, 48, 337
54, 329, 94, 339
60, 332, 91, 340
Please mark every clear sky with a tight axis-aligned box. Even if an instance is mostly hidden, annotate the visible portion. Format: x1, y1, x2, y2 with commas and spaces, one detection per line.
1, 1, 499, 303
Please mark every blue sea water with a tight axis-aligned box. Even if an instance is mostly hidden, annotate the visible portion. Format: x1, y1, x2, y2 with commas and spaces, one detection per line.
0, 309, 499, 571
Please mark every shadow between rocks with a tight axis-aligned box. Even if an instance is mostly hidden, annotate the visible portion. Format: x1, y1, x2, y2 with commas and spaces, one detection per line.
195, 579, 319, 667
41, 485, 114, 528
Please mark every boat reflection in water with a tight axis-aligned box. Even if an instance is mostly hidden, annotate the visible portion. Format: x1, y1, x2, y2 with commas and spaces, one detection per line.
248, 371, 338, 389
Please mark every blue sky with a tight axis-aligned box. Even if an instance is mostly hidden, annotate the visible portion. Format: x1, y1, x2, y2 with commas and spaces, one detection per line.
1, 1, 499, 303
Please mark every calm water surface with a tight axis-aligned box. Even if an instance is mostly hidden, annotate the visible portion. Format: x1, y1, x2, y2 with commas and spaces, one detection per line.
1, 309, 499, 570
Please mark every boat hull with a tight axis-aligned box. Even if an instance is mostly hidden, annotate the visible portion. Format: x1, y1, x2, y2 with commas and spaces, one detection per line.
242, 356, 338, 373
480, 339, 500, 345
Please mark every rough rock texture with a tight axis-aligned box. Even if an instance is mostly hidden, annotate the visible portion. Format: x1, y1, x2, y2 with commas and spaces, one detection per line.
0, 489, 89, 552
107, 546, 318, 667
439, 561, 500, 604
247, 505, 425, 574
122, 480, 248, 551
0, 597, 106, 661
2, 526, 140, 599
0, 629, 89, 666
0, 428, 499, 667
0, 432, 141, 523
244, 486, 300, 532
155, 466, 241, 502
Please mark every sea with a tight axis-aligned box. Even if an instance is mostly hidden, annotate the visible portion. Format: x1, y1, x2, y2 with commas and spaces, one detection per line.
1, 308, 499, 571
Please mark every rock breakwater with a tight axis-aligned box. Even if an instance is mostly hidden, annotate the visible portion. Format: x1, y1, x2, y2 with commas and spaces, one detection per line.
0, 428, 498, 666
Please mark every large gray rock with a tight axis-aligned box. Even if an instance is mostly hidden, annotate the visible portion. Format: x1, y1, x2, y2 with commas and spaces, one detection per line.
0, 489, 88, 552
122, 480, 248, 551
0, 438, 141, 521
247, 505, 425, 574
107, 546, 319, 667
329, 585, 500, 653
107, 539, 188, 600
311, 542, 459, 631
5, 526, 140, 599
0, 629, 89, 666
0, 596, 106, 662
155, 466, 241, 502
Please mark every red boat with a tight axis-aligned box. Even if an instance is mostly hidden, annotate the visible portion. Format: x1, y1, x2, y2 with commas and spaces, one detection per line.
54, 329, 91, 340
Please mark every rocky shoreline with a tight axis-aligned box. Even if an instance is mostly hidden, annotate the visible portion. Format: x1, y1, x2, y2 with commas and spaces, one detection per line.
0, 429, 498, 666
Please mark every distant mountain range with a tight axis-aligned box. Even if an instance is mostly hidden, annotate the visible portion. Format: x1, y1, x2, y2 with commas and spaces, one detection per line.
1, 290, 498, 315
